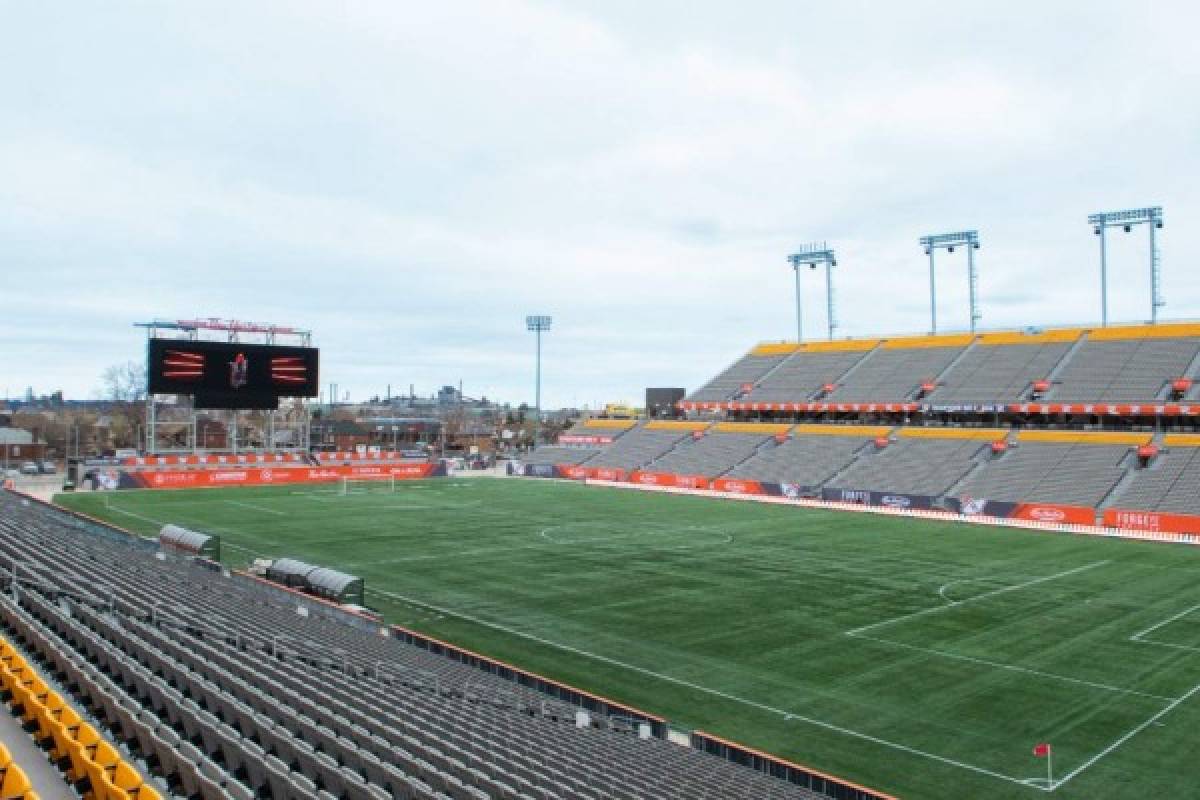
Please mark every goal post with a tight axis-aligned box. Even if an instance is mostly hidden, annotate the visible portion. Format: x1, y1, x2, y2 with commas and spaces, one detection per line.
339, 476, 396, 495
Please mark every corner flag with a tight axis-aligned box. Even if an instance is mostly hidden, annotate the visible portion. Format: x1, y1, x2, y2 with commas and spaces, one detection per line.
1033, 743, 1053, 788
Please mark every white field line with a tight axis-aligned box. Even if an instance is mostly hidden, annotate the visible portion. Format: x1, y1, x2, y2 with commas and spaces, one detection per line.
366, 586, 1047, 791
851, 633, 1174, 702
1050, 681, 1200, 790
845, 560, 1111, 637
100, 501, 169, 529
1130, 603, 1200, 642
225, 499, 286, 516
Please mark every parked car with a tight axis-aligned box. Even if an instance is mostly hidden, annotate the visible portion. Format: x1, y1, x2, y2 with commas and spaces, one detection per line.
19, 462, 39, 475
39, 461, 57, 474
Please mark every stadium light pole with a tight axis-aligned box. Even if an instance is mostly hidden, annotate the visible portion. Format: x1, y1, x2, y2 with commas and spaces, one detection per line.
525, 315, 552, 448
787, 244, 838, 341
919, 231, 981, 334
1087, 207, 1164, 326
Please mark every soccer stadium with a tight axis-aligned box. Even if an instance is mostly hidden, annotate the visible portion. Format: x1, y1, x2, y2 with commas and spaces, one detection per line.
1, 314, 1199, 800
4, 4, 1200, 800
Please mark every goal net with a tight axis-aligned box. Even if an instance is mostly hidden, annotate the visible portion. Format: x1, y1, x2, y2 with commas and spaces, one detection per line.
339, 476, 396, 495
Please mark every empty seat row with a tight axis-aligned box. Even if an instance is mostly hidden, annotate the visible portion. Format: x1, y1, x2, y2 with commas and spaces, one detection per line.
0, 492, 825, 800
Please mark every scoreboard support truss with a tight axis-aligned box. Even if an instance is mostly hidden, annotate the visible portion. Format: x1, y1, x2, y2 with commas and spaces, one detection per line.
136, 318, 315, 456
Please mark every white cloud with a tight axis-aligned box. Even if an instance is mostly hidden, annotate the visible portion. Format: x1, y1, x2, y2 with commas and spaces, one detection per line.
1, 0, 1198, 405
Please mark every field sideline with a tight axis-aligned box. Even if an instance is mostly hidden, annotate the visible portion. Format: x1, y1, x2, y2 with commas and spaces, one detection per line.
54, 478, 1200, 799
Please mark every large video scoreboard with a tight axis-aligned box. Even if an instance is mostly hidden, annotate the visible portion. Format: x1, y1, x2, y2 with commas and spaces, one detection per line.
147, 338, 320, 409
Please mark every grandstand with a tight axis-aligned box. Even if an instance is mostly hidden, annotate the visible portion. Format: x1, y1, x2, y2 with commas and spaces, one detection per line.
683, 321, 1200, 412
0, 492, 839, 800
924, 330, 1078, 405
724, 426, 883, 490
517, 321, 1200, 533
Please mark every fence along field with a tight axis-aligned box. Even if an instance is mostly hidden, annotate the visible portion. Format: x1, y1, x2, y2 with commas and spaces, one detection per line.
55, 478, 1200, 799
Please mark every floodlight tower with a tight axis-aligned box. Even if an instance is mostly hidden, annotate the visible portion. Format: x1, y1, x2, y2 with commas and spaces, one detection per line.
525, 315, 552, 448
787, 243, 838, 341
919, 230, 981, 334
1087, 207, 1164, 326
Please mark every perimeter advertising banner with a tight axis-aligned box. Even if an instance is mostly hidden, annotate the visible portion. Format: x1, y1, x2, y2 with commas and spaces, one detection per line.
628, 471, 711, 490
945, 497, 1095, 525
1009, 503, 1095, 526
943, 497, 1019, 518
83, 462, 445, 490
821, 487, 936, 511
1104, 508, 1200, 535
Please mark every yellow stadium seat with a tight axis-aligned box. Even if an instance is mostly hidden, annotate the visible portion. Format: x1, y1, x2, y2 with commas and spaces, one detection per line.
14, 676, 50, 724
134, 786, 162, 800
0, 743, 10, 768
0, 641, 21, 671
46, 706, 82, 762
84, 740, 122, 800
64, 723, 101, 784
100, 760, 144, 800
0, 762, 33, 799
33, 691, 67, 745
0, 662, 28, 695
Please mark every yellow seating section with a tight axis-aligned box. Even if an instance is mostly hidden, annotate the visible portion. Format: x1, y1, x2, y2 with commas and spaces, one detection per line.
898, 427, 1009, 441
880, 333, 976, 350
712, 423, 794, 434
582, 418, 638, 430
1, 633, 161, 800
1163, 433, 1200, 447
976, 329, 1082, 345
1085, 321, 1200, 341
1016, 430, 1152, 445
792, 424, 892, 438
644, 420, 711, 431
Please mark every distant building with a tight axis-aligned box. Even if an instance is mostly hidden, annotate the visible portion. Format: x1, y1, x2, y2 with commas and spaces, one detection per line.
0, 428, 46, 462
310, 419, 370, 451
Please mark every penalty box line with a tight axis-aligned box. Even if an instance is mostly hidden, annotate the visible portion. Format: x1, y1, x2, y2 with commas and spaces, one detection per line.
367, 587, 1050, 792
844, 560, 1111, 637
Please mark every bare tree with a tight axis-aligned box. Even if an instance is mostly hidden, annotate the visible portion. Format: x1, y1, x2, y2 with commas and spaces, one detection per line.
100, 361, 148, 403
98, 361, 148, 448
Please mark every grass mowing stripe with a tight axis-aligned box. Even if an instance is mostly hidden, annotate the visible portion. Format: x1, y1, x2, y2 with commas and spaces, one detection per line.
366, 585, 1046, 791
55, 481, 1200, 799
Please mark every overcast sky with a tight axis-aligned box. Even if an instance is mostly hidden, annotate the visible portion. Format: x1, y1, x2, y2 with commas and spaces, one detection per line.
3, 1, 1198, 408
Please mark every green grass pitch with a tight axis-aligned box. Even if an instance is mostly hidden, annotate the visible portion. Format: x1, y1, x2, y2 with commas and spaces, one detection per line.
54, 478, 1200, 799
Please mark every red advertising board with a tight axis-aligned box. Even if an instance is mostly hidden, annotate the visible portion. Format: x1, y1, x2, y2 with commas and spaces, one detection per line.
135, 463, 440, 490
1010, 503, 1095, 526
586, 467, 627, 482
712, 478, 766, 495
559, 465, 588, 479
1104, 508, 1200, 535
627, 471, 710, 490
629, 471, 674, 487
558, 435, 614, 445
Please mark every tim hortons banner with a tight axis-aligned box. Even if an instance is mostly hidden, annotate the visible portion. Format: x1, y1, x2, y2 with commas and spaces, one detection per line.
1009, 503, 1096, 526
585, 467, 627, 482
711, 478, 767, 495
85, 463, 444, 490
628, 471, 711, 490
1104, 508, 1200, 535
558, 465, 589, 480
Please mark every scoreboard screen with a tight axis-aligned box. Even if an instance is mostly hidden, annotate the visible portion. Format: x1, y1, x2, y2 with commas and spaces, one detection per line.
147, 339, 320, 409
